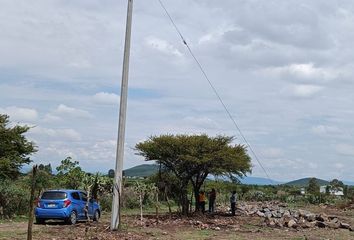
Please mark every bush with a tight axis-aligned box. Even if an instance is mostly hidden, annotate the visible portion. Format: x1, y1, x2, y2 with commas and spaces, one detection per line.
0, 180, 30, 218
99, 193, 112, 212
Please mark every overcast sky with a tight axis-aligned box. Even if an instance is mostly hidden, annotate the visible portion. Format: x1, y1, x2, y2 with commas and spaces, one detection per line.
1, 0, 354, 181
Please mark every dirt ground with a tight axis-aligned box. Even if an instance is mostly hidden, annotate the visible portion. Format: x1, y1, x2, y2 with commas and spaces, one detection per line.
1, 204, 353, 240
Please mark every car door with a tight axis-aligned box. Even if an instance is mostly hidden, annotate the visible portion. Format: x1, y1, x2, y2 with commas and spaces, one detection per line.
79, 192, 93, 218
70, 192, 83, 217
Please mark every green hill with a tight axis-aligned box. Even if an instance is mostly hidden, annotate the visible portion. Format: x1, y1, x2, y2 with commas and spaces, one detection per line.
284, 177, 329, 187
123, 164, 159, 177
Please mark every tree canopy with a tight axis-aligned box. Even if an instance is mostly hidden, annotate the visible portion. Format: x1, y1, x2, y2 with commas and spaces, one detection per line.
135, 134, 252, 214
0, 114, 37, 180
56, 156, 85, 189
307, 178, 320, 194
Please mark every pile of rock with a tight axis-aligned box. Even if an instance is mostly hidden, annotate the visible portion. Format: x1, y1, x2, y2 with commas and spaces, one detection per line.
237, 202, 353, 231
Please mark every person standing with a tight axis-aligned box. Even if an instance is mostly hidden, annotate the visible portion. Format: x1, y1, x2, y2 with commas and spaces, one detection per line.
230, 190, 237, 216
199, 191, 206, 214
208, 188, 216, 213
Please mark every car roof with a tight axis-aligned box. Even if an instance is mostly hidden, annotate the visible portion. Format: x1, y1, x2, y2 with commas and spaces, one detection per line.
43, 189, 86, 193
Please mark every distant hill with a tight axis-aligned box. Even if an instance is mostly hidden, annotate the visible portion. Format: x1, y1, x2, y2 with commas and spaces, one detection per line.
284, 178, 329, 187
123, 164, 158, 177
343, 180, 354, 186
122, 165, 352, 186
241, 177, 283, 185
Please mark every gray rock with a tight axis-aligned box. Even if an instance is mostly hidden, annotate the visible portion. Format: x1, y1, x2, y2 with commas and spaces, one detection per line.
264, 211, 272, 219
327, 222, 340, 229
316, 213, 328, 222
256, 210, 265, 217
316, 221, 327, 228
287, 219, 297, 228
283, 211, 291, 218
305, 213, 316, 222
340, 222, 351, 230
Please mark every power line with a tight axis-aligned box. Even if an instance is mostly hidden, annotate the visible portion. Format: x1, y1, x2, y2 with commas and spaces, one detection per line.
157, 0, 274, 184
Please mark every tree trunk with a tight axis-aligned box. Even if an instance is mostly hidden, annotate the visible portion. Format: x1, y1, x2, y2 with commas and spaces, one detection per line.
189, 190, 194, 213
85, 188, 91, 222
180, 188, 189, 216
27, 165, 38, 240
155, 192, 159, 224
194, 189, 200, 211
139, 193, 143, 223
164, 187, 172, 214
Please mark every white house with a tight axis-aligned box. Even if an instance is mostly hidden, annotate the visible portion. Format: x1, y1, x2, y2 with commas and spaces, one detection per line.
320, 185, 344, 196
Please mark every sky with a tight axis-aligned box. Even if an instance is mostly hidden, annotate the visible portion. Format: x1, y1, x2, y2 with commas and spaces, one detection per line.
0, 0, 354, 181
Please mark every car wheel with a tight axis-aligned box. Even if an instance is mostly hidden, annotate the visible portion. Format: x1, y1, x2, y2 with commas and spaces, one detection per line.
36, 218, 45, 224
93, 210, 100, 222
66, 211, 77, 225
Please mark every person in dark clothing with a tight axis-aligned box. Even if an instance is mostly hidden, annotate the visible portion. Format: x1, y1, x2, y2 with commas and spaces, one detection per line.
230, 190, 237, 216
208, 188, 216, 213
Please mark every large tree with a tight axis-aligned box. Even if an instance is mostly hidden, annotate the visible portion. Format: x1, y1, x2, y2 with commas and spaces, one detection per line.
135, 134, 252, 215
0, 114, 37, 180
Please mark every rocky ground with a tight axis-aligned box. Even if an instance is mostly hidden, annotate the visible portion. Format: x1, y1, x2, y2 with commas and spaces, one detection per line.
235, 201, 354, 231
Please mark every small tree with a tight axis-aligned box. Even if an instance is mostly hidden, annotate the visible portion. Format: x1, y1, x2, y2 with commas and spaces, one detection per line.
307, 178, 320, 194
133, 181, 148, 223
80, 173, 97, 221
56, 157, 84, 189
0, 114, 37, 180
136, 134, 252, 215
329, 179, 344, 192
108, 169, 115, 178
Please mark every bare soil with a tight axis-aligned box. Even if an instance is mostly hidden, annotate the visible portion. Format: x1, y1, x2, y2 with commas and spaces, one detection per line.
0, 204, 353, 240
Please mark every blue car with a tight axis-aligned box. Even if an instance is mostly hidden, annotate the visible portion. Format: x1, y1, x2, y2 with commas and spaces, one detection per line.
35, 190, 101, 224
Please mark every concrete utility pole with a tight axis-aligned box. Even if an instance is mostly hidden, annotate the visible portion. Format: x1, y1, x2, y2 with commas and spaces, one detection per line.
111, 0, 133, 231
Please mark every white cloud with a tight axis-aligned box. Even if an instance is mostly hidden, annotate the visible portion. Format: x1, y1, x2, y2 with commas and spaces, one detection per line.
0, 106, 38, 122
31, 127, 81, 141
335, 144, 354, 156
54, 104, 91, 118
261, 148, 284, 158
266, 63, 337, 81
334, 163, 344, 169
182, 116, 219, 129
145, 36, 183, 57
198, 25, 241, 44
311, 125, 341, 136
93, 92, 119, 105
290, 84, 323, 98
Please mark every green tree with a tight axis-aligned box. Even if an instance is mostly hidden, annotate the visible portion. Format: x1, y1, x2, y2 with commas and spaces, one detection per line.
135, 134, 252, 215
56, 157, 84, 189
0, 114, 37, 180
108, 169, 115, 178
329, 179, 344, 191
307, 178, 320, 194
38, 163, 52, 174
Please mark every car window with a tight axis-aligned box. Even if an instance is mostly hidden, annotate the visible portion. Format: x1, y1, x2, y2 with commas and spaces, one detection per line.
71, 192, 80, 200
41, 191, 67, 200
80, 192, 88, 202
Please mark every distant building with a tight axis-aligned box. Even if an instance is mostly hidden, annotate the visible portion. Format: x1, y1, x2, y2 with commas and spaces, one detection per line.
320, 185, 344, 196
300, 187, 306, 195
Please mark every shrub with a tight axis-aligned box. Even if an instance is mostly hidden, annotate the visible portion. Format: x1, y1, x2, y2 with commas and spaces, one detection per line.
0, 180, 30, 218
